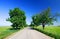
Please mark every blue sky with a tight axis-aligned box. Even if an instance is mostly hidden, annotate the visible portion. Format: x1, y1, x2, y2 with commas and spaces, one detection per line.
0, 0, 60, 26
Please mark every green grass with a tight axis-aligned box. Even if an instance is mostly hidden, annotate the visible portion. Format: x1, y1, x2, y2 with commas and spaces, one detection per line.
32, 26, 60, 39
0, 26, 19, 39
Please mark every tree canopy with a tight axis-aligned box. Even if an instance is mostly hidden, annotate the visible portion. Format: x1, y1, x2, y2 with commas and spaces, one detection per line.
7, 8, 26, 29
31, 8, 58, 29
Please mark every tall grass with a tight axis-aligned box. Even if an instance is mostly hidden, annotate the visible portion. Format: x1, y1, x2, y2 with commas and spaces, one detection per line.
0, 26, 19, 39
32, 26, 60, 39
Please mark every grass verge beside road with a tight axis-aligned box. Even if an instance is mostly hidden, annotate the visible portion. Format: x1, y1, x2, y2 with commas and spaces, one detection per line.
32, 26, 60, 39
0, 26, 20, 39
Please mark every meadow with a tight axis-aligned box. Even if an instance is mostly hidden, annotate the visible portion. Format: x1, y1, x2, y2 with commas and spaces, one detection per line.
32, 26, 60, 39
0, 26, 19, 39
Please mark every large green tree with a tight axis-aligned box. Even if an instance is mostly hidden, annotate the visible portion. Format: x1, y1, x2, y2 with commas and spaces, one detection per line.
32, 8, 58, 29
7, 8, 26, 29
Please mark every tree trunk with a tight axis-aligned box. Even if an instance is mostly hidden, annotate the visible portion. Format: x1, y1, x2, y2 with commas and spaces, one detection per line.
42, 23, 45, 29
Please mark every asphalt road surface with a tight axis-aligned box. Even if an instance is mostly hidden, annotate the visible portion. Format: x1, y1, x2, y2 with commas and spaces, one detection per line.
5, 27, 54, 39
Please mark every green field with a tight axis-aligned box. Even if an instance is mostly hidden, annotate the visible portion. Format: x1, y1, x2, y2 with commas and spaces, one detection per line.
0, 26, 19, 39
33, 26, 60, 39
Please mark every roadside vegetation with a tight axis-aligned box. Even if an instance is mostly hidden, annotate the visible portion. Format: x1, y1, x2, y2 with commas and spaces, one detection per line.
0, 7, 60, 39
0, 26, 20, 39
30, 8, 60, 39
0, 8, 27, 39
7, 8, 27, 29
32, 26, 60, 39
30, 8, 59, 29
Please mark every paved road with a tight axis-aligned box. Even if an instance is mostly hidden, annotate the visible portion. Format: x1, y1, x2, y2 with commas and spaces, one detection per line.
5, 27, 54, 39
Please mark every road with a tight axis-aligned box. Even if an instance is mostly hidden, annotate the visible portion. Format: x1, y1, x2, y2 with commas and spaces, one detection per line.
5, 27, 54, 39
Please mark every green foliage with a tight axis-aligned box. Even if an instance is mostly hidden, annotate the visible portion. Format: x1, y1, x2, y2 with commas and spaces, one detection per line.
32, 15, 40, 26
38, 8, 56, 25
7, 8, 26, 29
31, 8, 58, 29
